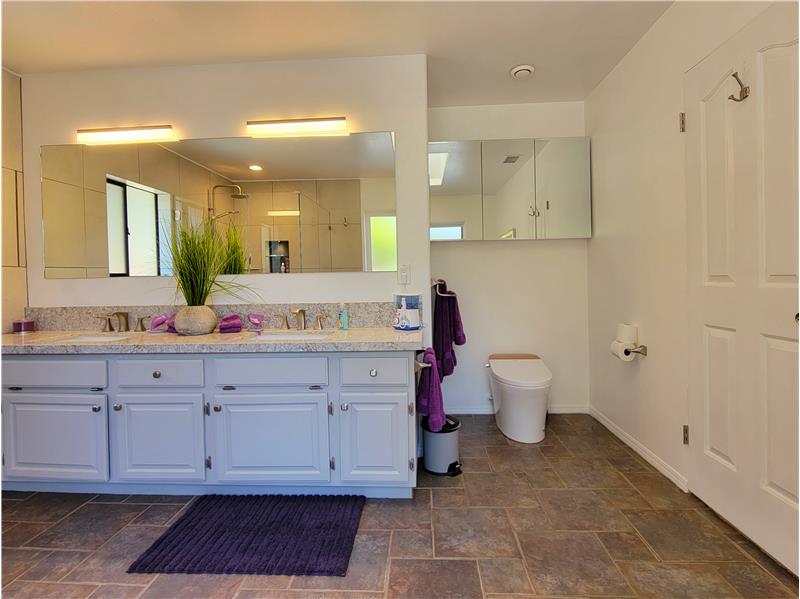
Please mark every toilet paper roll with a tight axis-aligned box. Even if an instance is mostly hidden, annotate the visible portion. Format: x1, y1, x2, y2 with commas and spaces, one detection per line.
610, 340, 636, 362
616, 323, 638, 345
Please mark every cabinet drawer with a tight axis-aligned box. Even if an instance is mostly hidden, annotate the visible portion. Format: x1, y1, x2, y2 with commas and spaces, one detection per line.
117, 360, 204, 387
340, 357, 409, 386
2, 360, 107, 388
215, 357, 328, 386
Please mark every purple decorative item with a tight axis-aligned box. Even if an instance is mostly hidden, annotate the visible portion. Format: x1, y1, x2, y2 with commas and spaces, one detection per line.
149, 314, 170, 332
165, 314, 177, 334
247, 313, 265, 332
219, 314, 243, 334
12, 319, 35, 333
128, 494, 366, 576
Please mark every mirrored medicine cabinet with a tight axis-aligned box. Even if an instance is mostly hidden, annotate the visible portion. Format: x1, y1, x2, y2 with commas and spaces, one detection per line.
428, 137, 591, 241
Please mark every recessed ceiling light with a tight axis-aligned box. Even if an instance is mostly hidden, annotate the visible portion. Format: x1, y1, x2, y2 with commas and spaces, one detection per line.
509, 64, 535, 80
248, 164, 263, 171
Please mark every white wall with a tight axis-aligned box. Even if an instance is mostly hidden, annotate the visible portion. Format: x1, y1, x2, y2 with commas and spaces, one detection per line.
22, 55, 431, 335
585, 2, 770, 487
429, 101, 589, 414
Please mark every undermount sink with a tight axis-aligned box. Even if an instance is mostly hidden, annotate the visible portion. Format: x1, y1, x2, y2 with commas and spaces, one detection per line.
69, 334, 131, 343
256, 331, 333, 341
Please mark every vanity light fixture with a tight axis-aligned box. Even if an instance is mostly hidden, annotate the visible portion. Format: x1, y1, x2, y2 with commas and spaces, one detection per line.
267, 210, 301, 217
76, 124, 174, 144
246, 116, 348, 138
428, 152, 449, 186
248, 164, 263, 171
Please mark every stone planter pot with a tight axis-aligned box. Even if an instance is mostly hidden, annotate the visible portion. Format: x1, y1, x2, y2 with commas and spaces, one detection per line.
174, 305, 218, 336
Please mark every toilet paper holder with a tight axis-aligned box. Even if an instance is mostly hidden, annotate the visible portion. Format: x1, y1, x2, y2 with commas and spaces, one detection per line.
623, 345, 648, 357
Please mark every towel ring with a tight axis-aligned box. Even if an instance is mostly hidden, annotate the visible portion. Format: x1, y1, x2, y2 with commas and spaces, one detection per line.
432, 278, 457, 297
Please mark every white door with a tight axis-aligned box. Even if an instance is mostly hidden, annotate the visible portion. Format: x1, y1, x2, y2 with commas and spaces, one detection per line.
685, 3, 798, 573
339, 392, 409, 483
2, 393, 108, 481
112, 393, 205, 481
213, 392, 330, 482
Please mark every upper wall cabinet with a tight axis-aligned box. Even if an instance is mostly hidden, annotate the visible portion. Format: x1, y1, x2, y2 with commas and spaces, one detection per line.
429, 137, 591, 241
40, 133, 398, 279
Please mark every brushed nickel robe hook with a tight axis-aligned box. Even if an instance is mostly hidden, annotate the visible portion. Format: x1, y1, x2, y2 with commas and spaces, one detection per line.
728, 71, 750, 102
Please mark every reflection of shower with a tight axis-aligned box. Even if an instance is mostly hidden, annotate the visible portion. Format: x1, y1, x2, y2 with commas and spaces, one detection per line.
211, 184, 249, 216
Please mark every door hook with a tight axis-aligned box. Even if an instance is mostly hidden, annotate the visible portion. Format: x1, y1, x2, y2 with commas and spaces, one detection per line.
728, 71, 750, 102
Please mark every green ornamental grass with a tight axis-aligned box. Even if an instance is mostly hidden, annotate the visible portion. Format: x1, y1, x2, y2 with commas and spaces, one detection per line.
169, 218, 250, 306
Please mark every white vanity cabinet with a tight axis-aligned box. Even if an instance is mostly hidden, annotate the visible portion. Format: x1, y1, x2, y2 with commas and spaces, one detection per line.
338, 356, 414, 484
1, 350, 418, 498
1, 359, 109, 481
211, 392, 330, 482
111, 393, 206, 481
2, 392, 109, 481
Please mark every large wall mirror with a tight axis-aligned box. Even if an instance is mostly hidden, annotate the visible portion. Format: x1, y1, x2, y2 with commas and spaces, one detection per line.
41, 132, 397, 278
429, 137, 591, 241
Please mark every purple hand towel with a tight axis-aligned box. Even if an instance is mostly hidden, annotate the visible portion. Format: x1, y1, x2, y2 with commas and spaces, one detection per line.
417, 347, 445, 432
220, 314, 243, 327
432, 280, 466, 380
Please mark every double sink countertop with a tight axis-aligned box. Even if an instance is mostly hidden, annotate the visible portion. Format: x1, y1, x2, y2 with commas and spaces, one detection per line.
1, 328, 424, 355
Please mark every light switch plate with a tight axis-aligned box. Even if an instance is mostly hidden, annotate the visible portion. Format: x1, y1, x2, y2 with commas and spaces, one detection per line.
397, 264, 410, 285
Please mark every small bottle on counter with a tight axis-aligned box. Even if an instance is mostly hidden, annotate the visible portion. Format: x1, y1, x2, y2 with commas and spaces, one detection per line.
338, 303, 349, 331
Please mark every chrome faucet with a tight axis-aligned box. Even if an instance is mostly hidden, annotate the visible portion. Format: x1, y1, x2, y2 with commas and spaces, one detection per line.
316, 313, 329, 330
291, 308, 307, 331
110, 311, 130, 332
276, 314, 291, 330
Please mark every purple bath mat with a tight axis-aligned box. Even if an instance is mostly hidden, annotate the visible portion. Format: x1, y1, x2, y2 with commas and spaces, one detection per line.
128, 494, 366, 576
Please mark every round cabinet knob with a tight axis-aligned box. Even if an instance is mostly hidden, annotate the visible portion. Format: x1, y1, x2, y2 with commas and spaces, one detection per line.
152, 370, 162, 379
113, 404, 122, 411
213, 405, 222, 412
91, 405, 102, 413
369, 368, 378, 378
341, 403, 350, 411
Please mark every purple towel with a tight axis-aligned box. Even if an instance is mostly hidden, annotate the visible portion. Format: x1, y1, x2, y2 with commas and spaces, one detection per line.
432, 280, 466, 380
417, 347, 445, 432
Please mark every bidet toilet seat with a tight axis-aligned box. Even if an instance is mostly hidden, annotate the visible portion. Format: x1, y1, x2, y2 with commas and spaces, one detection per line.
489, 355, 552, 389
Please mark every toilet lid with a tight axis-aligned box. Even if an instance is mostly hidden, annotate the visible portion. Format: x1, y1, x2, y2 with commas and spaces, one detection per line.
490, 358, 552, 389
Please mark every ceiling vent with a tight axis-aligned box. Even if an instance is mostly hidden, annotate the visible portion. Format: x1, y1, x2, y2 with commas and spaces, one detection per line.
509, 64, 535, 80
503, 155, 520, 164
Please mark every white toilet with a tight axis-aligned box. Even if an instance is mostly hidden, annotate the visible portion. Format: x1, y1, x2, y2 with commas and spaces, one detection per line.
488, 353, 553, 443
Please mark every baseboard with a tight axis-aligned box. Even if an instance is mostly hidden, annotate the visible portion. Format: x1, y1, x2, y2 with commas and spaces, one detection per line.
590, 407, 689, 492
447, 404, 590, 416
548, 404, 591, 414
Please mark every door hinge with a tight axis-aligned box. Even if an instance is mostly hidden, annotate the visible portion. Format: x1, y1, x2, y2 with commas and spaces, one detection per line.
205, 456, 213, 469
409, 458, 415, 471
329, 457, 336, 470
408, 402, 415, 416
683, 425, 689, 445
328, 402, 334, 415
679, 112, 686, 132
203, 402, 210, 416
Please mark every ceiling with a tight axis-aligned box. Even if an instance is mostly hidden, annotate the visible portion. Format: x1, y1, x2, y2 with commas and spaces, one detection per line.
2, 1, 670, 107
162, 132, 396, 181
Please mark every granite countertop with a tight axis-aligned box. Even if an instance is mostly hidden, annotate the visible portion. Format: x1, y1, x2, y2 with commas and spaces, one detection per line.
1, 328, 423, 355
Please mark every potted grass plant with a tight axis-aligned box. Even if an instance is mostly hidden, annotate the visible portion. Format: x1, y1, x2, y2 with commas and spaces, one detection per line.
169, 218, 249, 335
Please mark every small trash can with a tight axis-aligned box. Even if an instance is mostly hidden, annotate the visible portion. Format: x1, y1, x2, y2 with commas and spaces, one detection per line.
422, 415, 462, 476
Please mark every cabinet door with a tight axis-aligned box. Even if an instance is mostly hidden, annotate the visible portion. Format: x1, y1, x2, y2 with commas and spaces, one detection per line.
112, 393, 205, 481
339, 392, 409, 483
2, 393, 108, 481
213, 393, 330, 482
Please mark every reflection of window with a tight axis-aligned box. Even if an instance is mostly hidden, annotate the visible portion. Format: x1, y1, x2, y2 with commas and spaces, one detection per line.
430, 224, 464, 241
367, 215, 397, 272
106, 180, 161, 277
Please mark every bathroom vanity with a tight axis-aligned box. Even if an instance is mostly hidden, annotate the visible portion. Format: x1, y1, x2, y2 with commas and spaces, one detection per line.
1, 329, 422, 498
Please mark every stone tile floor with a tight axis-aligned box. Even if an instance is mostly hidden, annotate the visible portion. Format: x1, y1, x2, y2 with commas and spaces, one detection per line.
2, 413, 798, 598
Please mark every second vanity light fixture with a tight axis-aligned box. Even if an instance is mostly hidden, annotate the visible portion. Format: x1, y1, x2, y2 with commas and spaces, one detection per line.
246, 116, 348, 138
76, 124, 174, 144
